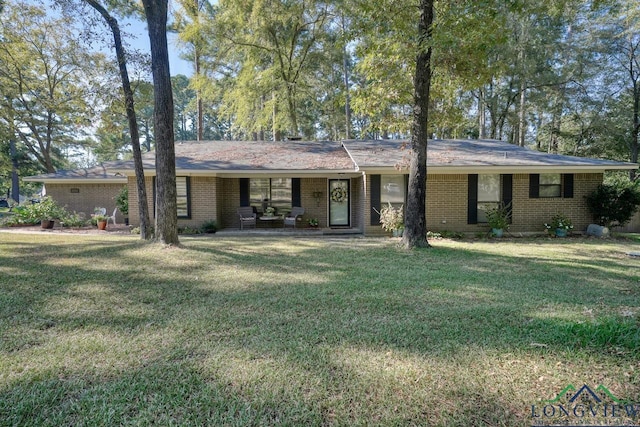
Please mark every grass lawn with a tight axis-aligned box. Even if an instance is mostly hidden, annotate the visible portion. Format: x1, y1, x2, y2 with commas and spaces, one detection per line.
0, 233, 639, 426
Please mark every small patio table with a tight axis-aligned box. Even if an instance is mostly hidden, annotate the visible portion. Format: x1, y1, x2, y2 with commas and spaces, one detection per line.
259, 215, 282, 228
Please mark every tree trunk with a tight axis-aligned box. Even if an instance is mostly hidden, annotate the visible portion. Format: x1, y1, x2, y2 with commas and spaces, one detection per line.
142, 0, 179, 245
272, 92, 281, 141
402, 0, 433, 249
85, 0, 152, 240
195, 46, 203, 141
631, 80, 639, 180
478, 89, 486, 139
10, 139, 19, 202
285, 85, 298, 137
342, 14, 351, 140
517, 81, 526, 147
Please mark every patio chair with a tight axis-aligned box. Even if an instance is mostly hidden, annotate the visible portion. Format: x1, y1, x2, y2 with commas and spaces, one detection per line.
107, 207, 118, 225
283, 207, 305, 228
237, 206, 257, 230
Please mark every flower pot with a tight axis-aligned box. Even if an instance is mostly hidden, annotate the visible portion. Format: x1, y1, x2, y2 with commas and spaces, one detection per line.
392, 228, 404, 237
555, 228, 567, 237
41, 220, 54, 229
97, 220, 107, 230
491, 228, 504, 238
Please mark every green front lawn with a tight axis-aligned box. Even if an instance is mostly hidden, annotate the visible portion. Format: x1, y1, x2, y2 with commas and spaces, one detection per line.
0, 234, 638, 426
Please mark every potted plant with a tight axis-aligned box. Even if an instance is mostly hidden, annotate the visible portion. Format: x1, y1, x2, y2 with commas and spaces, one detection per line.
485, 202, 510, 237
374, 202, 404, 236
33, 196, 65, 229
264, 206, 276, 217
544, 213, 573, 237
115, 185, 129, 225
308, 218, 319, 228
92, 208, 109, 230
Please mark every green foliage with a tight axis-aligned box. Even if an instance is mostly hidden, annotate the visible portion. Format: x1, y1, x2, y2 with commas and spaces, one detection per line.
200, 220, 217, 233
586, 182, 640, 227
130, 225, 155, 236
485, 202, 511, 230
171, 74, 197, 141
115, 186, 129, 216
90, 207, 110, 225
2, 197, 65, 225
94, 80, 155, 158
544, 213, 574, 232
178, 225, 202, 235
200, 0, 334, 139
0, 0, 114, 172
59, 211, 88, 228
438, 230, 465, 239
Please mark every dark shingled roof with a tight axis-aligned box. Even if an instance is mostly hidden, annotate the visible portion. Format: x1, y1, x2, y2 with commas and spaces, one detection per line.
342, 139, 637, 170
113, 140, 357, 172
26, 139, 637, 182
24, 164, 128, 182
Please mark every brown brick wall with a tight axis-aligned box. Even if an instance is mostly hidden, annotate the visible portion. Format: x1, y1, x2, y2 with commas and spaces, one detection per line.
219, 178, 240, 228
47, 183, 125, 222
126, 177, 153, 227
187, 176, 217, 227
510, 173, 601, 233
426, 174, 469, 232
128, 176, 219, 228
126, 172, 603, 234
363, 174, 381, 235
364, 172, 603, 235
350, 176, 364, 231
299, 178, 328, 228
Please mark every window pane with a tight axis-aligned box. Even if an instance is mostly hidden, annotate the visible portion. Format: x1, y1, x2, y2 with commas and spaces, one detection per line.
477, 202, 499, 223
540, 174, 561, 185
478, 174, 500, 202
249, 178, 291, 214
250, 178, 270, 210
381, 175, 405, 204
271, 178, 292, 214
176, 177, 188, 217
539, 185, 561, 198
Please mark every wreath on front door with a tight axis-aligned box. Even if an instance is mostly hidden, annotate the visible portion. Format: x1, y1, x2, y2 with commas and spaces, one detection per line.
330, 186, 348, 203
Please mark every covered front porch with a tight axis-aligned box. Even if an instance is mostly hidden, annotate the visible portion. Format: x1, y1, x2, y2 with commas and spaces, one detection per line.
215, 174, 364, 232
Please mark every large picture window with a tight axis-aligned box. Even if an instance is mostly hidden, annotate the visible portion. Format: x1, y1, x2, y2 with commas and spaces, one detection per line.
250, 178, 292, 215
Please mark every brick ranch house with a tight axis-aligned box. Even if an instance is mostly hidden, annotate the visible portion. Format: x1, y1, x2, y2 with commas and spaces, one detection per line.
24, 165, 128, 224
25, 139, 637, 235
